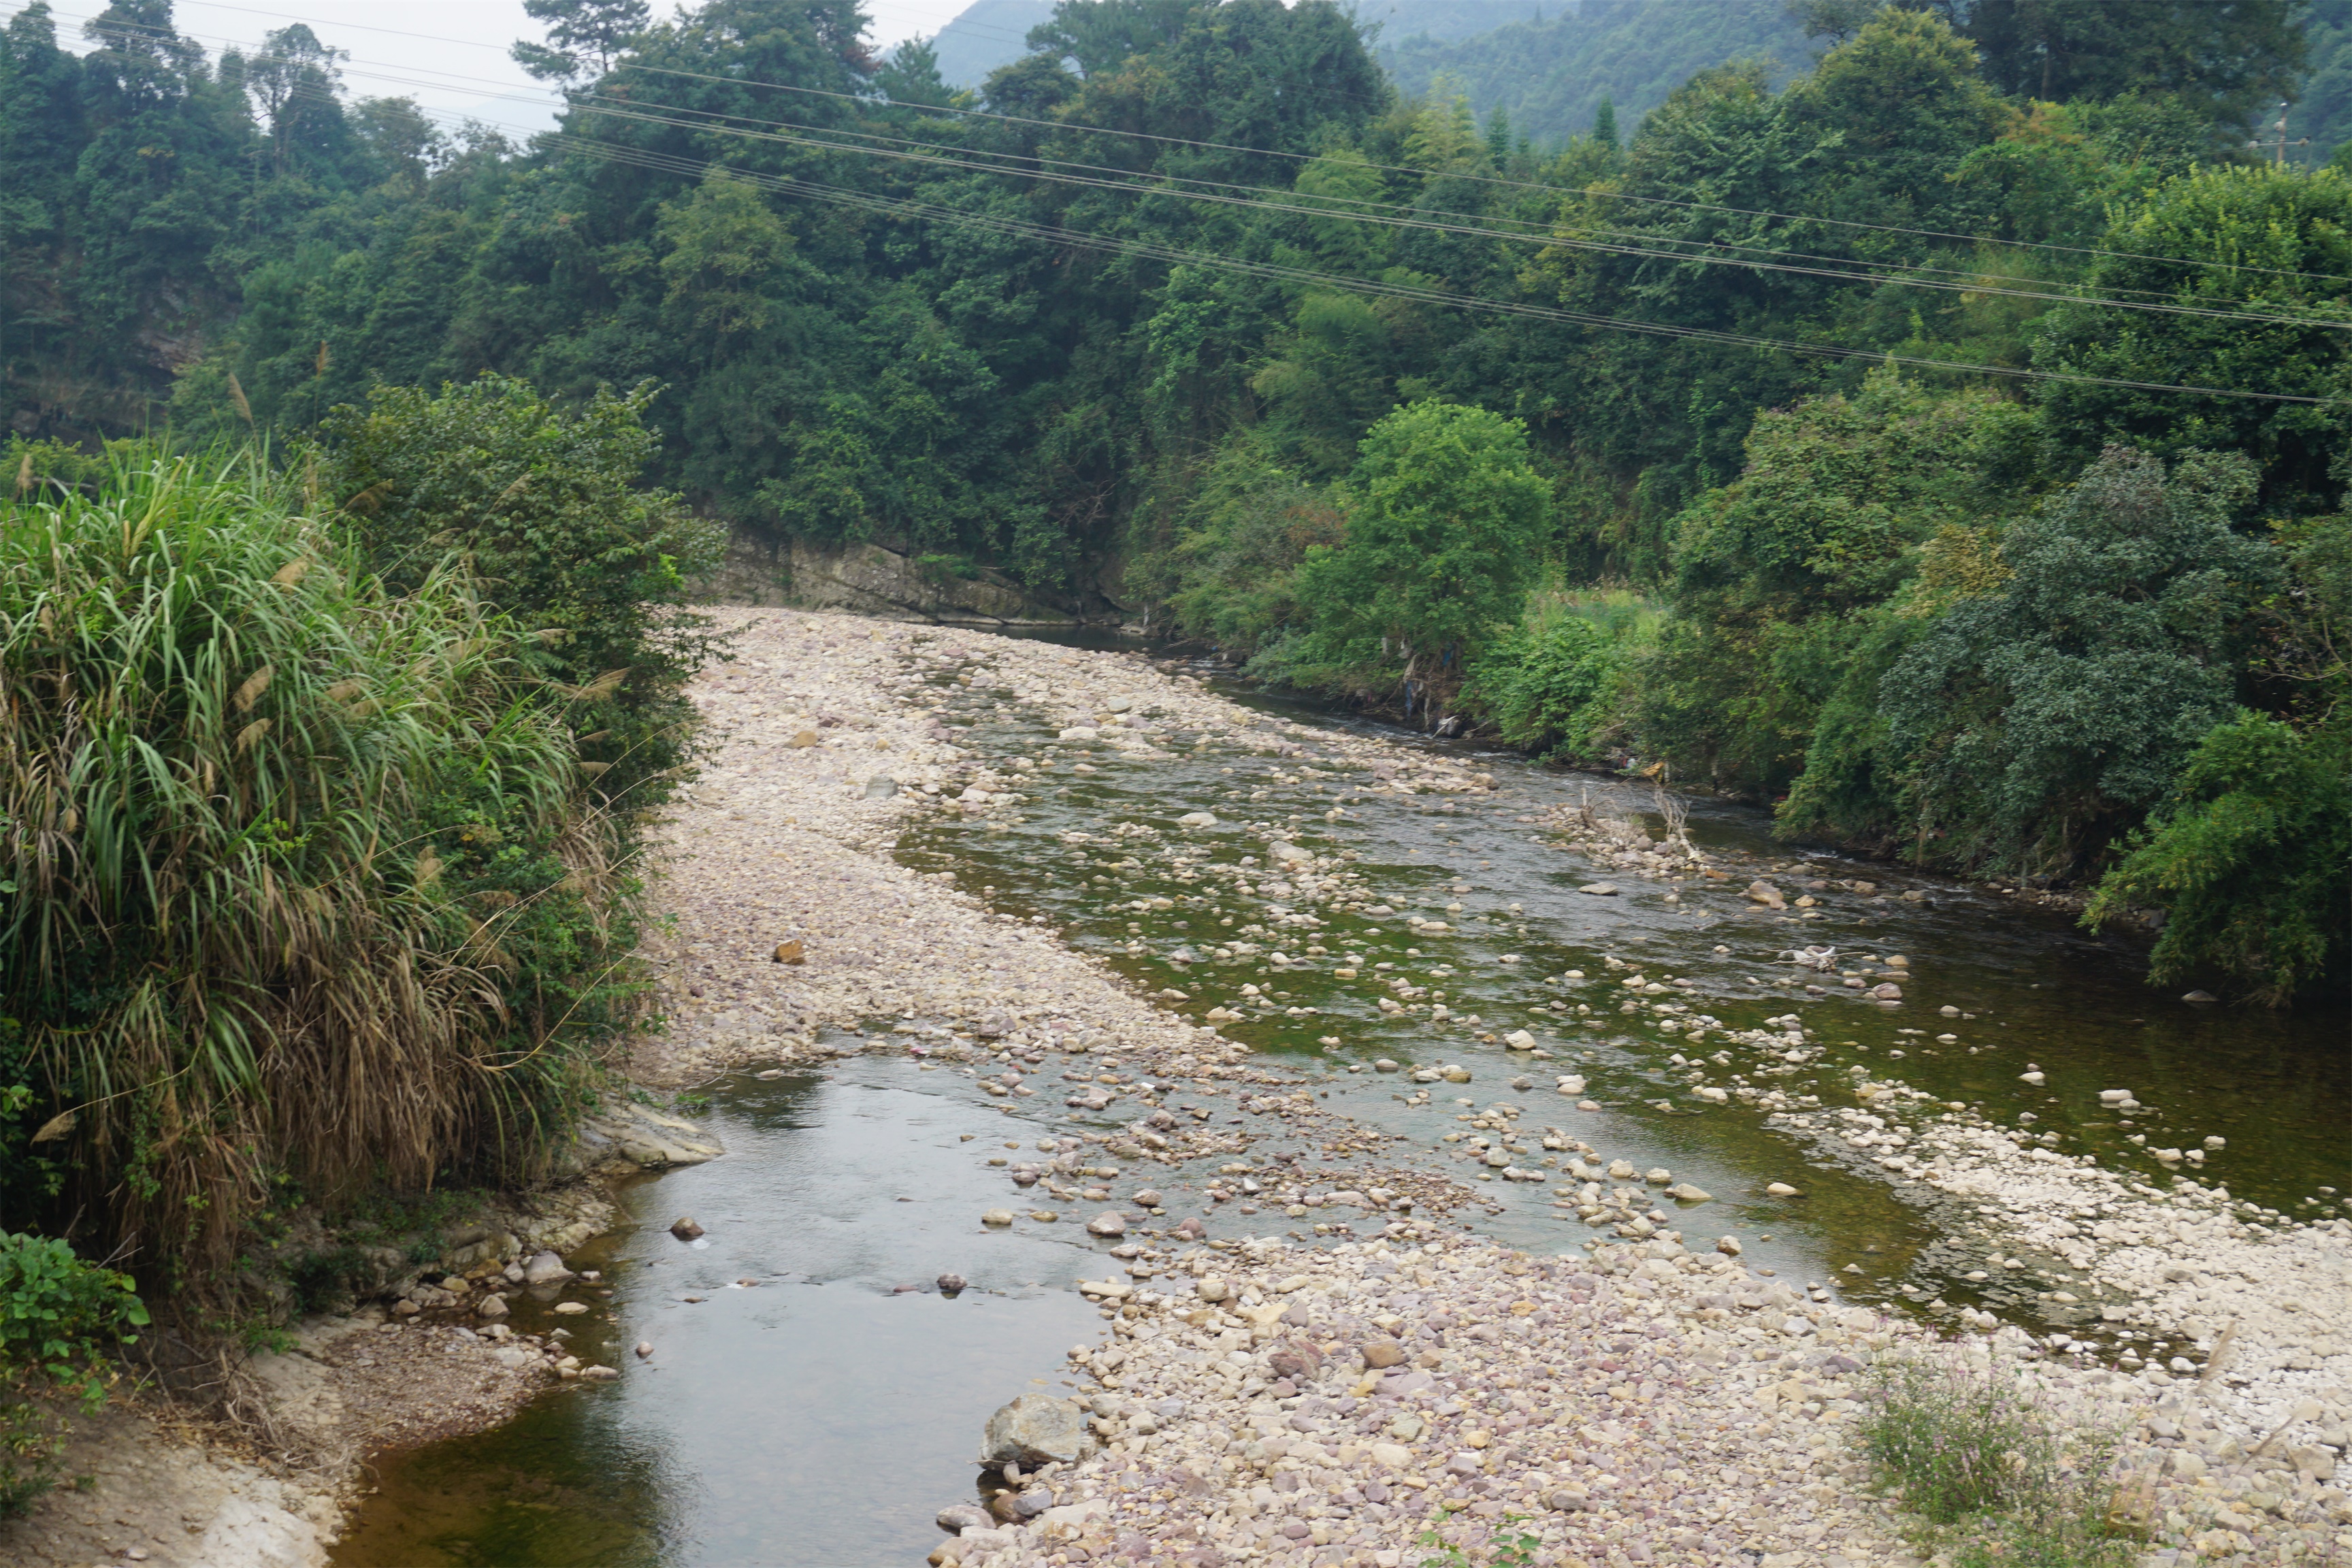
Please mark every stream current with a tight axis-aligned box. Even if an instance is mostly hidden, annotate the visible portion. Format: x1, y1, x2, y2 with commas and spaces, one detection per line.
333, 638, 2348, 1567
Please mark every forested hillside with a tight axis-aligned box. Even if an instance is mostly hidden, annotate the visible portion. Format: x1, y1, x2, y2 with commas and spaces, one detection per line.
925, 0, 1548, 89
1379, 0, 1812, 148
1, 0, 2345, 1001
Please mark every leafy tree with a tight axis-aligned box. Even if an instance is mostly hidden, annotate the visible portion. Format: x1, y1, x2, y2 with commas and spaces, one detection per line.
2084, 712, 2350, 1002
321, 376, 728, 810
876, 33, 960, 107
231, 23, 347, 176
513, 0, 653, 82
2033, 164, 2352, 508
1879, 446, 2282, 875
1929, 0, 2307, 133
348, 95, 444, 183
1286, 400, 1550, 708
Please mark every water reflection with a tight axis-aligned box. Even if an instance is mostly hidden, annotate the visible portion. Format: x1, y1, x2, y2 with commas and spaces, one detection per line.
333, 1068, 1102, 1567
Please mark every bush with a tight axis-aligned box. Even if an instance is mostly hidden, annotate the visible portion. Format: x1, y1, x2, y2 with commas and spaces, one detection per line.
0, 1232, 146, 1403
1133, 438, 1342, 656
320, 376, 728, 815
2084, 712, 2351, 1004
1860, 1354, 2130, 1567
1878, 446, 2279, 878
0, 1232, 148, 1516
1460, 605, 1631, 762
0, 451, 627, 1281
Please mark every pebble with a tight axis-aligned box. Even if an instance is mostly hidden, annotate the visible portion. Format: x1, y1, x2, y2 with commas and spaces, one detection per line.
942, 1231, 2352, 1568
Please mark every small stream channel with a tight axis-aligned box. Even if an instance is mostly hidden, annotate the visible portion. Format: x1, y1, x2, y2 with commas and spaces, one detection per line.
333, 637, 2349, 1566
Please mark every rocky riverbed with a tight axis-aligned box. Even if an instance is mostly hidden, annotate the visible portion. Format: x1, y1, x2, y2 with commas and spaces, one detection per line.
940, 1230, 2348, 1568
615, 609, 2348, 1567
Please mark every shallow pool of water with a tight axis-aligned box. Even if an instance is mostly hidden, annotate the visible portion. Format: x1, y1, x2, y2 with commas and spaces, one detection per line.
332, 1065, 1101, 1567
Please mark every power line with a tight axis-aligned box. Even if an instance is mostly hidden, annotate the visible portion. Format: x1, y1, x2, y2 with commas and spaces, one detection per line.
611, 63, 2352, 291
54, 0, 2352, 289
48, 10, 2347, 402
553, 86, 2351, 331
61, 5, 2346, 331
353, 92, 2330, 404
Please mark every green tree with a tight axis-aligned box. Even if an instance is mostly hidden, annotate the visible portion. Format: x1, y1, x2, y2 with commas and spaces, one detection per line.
1287, 400, 1550, 708
1931, 0, 2307, 133
2033, 164, 2352, 508
2085, 712, 2350, 1004
321, 376, 728, 811
1880, 446, 2281, 876
512, 0, 653, 82
231, 23, 348, 177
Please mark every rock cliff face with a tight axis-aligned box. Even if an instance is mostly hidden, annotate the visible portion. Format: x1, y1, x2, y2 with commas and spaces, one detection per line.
700, 528, 1118, 625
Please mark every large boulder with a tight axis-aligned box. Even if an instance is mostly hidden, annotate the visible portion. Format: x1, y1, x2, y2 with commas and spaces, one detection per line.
980, 1393, 1099, 1467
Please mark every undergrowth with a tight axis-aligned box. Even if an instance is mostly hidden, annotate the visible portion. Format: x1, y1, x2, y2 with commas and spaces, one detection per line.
0, 450, 641, 1289
0, 1232, 147, 1516
1859, 1353, 2133, 1568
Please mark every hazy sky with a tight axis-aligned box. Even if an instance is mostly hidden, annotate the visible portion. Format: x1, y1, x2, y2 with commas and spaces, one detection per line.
3, 0, 980, 135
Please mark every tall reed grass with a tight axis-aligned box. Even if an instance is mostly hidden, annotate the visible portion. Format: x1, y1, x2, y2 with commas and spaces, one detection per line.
0, 451, 627, 1284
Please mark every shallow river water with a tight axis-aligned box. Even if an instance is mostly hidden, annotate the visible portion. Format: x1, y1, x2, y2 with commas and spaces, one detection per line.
333, 644, 2349, 1566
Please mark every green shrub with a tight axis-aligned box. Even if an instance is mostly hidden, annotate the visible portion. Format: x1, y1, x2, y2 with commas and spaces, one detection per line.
0, 451, 626, 1280
0, 1232, 146, 1403
2084, 712, 2351, 1004
1460, 611, 1628, 762
1134, 437, 1342, 657
320, 376, 728, 815
1859, 1355, 2130, 1568
0, 1231, 148, 1517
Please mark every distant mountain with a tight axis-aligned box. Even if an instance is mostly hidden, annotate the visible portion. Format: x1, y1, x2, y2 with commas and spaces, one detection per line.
926, 0, 1057, 90
923, 0, 1548, 91
1379, 0, 1812, 147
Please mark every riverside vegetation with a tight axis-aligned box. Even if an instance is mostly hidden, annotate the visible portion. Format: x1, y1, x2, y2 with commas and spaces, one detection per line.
0, 383, 720, 1518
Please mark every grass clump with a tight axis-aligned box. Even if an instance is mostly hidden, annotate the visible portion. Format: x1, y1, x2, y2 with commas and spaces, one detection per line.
0, 450, 637, 1288
1859, 1353, 2133, 1568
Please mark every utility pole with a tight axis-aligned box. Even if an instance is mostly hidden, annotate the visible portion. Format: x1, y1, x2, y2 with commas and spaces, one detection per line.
2255, 101, 2310, 166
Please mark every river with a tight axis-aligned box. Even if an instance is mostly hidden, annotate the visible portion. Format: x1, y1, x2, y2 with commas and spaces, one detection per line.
330, 634, 2349, 1566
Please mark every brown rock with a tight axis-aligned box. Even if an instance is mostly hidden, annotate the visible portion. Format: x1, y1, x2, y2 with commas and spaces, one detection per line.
772, 940, 805, 964
1361, 1338, 1407, 1369
669, 1215, 705, 1239
789, 730, 820, 748
1267, 1340, 1325, 1381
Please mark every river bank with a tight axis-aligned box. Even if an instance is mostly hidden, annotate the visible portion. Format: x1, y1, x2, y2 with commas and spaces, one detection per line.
613, 609, 2347, 1565
62, 605, 2332, 1568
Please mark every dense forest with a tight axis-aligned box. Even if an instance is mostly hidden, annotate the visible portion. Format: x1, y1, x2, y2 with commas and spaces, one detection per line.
0, 0, 2345, 1015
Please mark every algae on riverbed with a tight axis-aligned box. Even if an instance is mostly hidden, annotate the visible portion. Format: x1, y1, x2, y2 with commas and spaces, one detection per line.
333, 612, 2352, 1567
